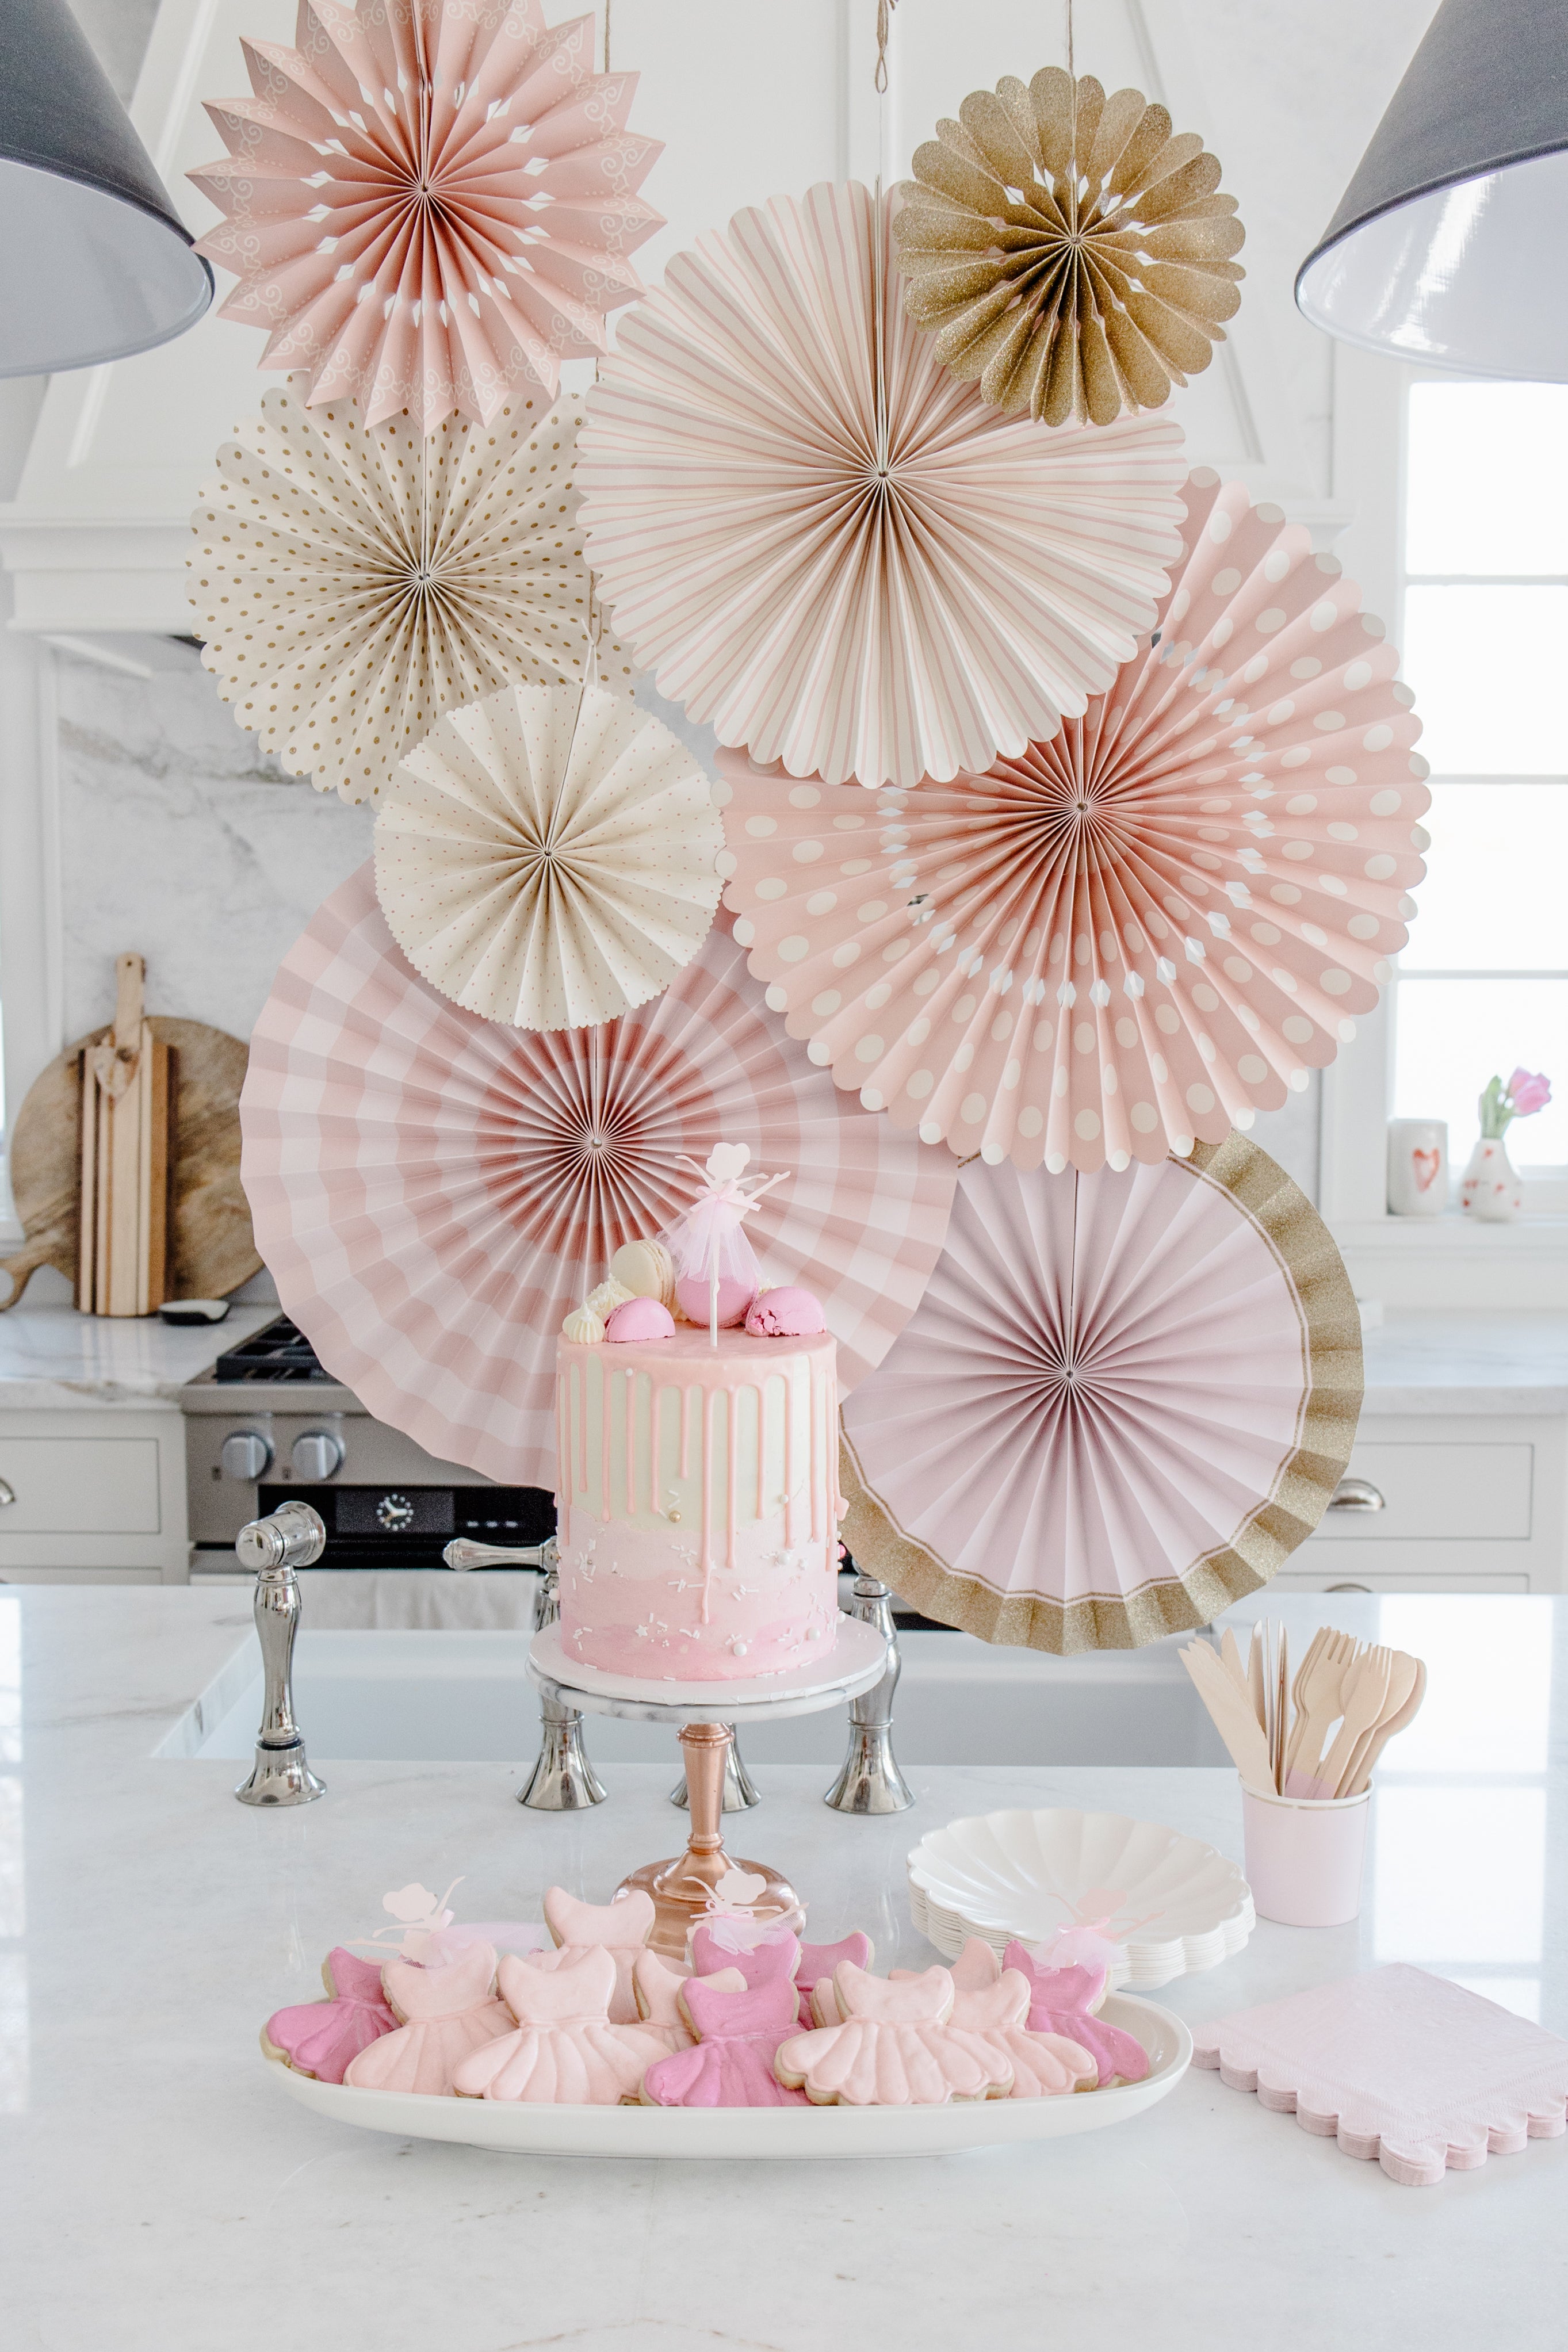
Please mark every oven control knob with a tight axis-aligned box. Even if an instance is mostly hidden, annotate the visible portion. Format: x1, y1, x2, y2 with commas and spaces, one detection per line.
220, 1431, 273, 1482
289, 1430, 345, 1482
374, 1492, 415, 1533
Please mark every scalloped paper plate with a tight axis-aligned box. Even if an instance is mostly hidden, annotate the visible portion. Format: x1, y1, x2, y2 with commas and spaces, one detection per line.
263, 1990, 1190, 2159
908, 1807, 1254, 1990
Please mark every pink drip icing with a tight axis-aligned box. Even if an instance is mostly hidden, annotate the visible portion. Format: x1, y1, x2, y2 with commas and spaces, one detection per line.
756, 1379, 767, 1526
809, 1364, 822, 1543
653, 1382, 668, 1516
575, 1357, 587, 1501
622, 1368, 636, 1518
680, 1383, 692, 1481
725, 1387, 739, 1570
783, 1374, 797, 1547
598, 1355, 611, 1524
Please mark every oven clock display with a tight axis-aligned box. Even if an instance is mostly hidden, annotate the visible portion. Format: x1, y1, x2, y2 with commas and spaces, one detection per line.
374, 1492, 415, 1533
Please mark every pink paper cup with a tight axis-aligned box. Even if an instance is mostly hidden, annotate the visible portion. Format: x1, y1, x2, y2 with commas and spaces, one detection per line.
1241, 1781, 1371, 1928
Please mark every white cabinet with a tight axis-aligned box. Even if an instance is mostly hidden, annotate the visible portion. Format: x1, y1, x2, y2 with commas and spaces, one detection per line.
0, 1408, 189, 1579
1284, 1413, 1566, 1593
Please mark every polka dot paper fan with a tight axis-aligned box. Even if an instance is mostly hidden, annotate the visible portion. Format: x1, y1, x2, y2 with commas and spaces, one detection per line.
189, 381, 632, 805
718, 469, 1429, 1172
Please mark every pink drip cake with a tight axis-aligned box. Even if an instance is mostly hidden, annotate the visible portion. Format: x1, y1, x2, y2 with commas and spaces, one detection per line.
554, 1324, 842, 1681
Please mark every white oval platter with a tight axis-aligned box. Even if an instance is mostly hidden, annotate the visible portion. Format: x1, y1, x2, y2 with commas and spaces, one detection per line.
265, 1991, 1190, 2160
908, 1807, 1254, 1991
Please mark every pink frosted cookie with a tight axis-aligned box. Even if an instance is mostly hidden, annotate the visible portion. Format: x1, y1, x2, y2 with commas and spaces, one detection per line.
641, 1936, 808, 2108
343, 1944, 511, 2095
1004, 1944, 1150, 2088
453, 1948, 668, 2105
526, 1887, 656, 2025
775, 1962, 1009, 2106
632, 1950, 746, 2053
262, 1948, 397, 2085
793, 1932, 874, 2028
949, 1971, 1097, 2099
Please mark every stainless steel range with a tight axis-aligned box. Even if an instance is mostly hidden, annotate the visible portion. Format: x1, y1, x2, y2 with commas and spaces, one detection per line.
179, 1315, 555, 1566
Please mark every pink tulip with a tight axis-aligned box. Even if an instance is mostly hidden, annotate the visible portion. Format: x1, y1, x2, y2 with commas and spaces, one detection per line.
1506, 1068, 1552, 1118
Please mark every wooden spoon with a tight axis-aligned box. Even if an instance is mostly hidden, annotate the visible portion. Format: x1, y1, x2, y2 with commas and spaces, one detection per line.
1312, 1646, 1395, 1801
1343, 1655, 1427, 1795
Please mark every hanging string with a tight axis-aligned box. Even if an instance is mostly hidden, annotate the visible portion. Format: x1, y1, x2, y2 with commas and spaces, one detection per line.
874, 0, 897, 94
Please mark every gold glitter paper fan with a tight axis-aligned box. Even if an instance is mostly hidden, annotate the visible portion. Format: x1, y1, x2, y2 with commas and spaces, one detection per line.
894, 69, 1245, 426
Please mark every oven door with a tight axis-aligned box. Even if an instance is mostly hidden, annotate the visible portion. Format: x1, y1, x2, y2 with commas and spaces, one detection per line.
253, 1483, 555, 1567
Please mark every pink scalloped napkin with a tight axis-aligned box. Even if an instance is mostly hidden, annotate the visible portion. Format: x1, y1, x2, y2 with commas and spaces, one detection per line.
1193, 1965, 1568, 2187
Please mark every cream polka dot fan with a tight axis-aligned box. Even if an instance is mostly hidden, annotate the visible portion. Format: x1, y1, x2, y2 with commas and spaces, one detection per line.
717, 471, 1429, 1173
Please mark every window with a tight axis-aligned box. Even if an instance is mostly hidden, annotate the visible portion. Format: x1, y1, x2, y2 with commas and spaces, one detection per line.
1392, 381, 1568, 1195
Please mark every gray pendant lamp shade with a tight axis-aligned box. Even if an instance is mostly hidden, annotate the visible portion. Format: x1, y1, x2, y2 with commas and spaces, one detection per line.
1297, 0, 1568, 378
0, 0, 212, 376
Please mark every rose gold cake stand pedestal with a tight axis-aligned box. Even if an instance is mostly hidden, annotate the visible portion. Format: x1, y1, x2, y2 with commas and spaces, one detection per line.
527, 1621, 888, 1962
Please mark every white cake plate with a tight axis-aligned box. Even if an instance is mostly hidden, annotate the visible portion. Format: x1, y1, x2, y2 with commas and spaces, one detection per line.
263, 1991, 1191, 2159
527, 1616, 888, 1723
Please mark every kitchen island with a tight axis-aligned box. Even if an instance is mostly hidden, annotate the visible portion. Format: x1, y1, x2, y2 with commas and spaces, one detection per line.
1, 1585, 1562, 2350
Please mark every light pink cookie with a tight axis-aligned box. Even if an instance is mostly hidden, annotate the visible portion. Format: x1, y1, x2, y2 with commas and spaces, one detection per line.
642, 1937, 808, 2108
775, 1962, 1009, 2107
949, 1971, 1097, 2099
793, 1932, 874, 2028
262, 1948, 397, 2085
1004, 1945, 1149, 2087
632, 1951, 747, 2053
454, 1948, 668, 2105
343, 1944, 511, 2095
531, 1887, 656, 2025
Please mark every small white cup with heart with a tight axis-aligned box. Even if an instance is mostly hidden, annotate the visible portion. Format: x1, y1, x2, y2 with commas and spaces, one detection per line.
1387, 1118, 1447, 1217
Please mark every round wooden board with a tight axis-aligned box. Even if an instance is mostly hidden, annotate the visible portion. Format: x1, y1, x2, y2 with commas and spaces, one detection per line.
1, 1018, 261, 1308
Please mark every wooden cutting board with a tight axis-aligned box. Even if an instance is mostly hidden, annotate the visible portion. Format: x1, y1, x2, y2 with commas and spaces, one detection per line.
1, 1018, 261, 1310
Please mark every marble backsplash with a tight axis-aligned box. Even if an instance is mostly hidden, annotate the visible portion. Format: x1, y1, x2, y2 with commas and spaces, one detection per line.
51, 641, 1322, 1201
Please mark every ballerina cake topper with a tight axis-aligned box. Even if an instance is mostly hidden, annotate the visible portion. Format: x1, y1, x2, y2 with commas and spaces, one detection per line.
663, 1143, 789, 1345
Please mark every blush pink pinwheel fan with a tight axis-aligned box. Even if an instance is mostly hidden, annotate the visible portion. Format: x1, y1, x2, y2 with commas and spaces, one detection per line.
240, 866, 956, 1486
718, 469, 1429, 1173
189, 1, 663, 433
839, 1138, 1361, 1653
575, 181, 1188, 791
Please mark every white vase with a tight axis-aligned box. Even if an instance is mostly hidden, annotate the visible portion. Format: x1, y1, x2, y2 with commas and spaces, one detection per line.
1387, 1118, 1447, 1216
1460, 1135, 1523, 1222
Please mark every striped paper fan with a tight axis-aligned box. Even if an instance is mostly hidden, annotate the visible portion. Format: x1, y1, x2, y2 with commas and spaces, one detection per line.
718, 469, 1429, 1172
576, 181, 1188, 790
840, 1139, 1362, 1654
240, 866, 956, 1486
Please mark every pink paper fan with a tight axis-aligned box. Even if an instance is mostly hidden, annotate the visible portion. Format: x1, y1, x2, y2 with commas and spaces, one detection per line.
718, 469, 1429, 1173
189, 2, 663, 433
240, 866, 955, 1485
576, 181, 1187, 790
839, 1139, 1362, 1652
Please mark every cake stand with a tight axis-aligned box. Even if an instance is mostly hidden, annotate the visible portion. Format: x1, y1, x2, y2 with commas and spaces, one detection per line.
527, 1619, 888, 1959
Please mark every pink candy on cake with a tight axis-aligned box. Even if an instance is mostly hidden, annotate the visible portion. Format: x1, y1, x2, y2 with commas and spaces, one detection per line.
744, 1286, 825, 1337
674, 1272, 755, 1328
604, 1297, 676, 1343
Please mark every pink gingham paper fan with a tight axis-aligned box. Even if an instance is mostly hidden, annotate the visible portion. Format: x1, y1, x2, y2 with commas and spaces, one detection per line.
839, 1138, 1362, 1653
720, 469, 1429, 1173
576, 181, 1188, 790
189, 1, 663, 433
240, 866, 955, 1485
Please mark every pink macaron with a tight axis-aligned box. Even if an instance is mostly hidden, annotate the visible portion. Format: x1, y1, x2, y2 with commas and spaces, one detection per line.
744, 1286, 826, 1337
604, 1297, 676, 1343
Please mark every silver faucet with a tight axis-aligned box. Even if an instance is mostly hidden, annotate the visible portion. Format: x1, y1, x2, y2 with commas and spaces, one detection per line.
234, 1500, 327, 1808
442, 1534, 606, 1810
823, 1574, 913, 1814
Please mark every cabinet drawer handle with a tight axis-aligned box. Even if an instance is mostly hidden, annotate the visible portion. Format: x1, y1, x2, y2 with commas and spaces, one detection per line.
1328, 1477, 1385, 1513
0, 1478, 13, 1508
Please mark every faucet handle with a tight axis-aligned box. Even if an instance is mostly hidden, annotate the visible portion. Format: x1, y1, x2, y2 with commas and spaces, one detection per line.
443, 1535, 557, 1573
236, 1499, 326, 1573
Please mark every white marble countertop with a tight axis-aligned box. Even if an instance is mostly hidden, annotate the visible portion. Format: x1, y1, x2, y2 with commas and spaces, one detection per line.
2, 1586, 1563, 2350
0, 1298, 278, 1407
1362, 1309, 1568, 1413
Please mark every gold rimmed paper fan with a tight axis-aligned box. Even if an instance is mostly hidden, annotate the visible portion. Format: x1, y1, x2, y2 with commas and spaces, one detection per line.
189, 381, 632, 804
189, 0, 664, 433
374, 680, 723, 1031
719, 471, 1428, 1176
894, 70, 1245, 426
576, 181, 1187, 791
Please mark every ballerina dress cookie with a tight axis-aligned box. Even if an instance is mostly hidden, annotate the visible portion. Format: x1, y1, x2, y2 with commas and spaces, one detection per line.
641, 1935, 809, 2109
775, 1962, 1010, 2107
453, 1948, 669, 2106
522, 1888, 656, 2026
793, 1933, 874, 2028
632, 1949, 747, 2054
1004, 1943, 1150, 2089
261, 1948, 397, 2085
343, 1943, 511, 2095
888, 1937, 1095, 2098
